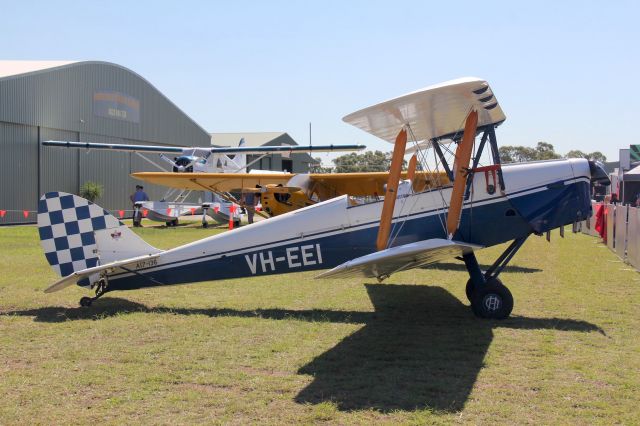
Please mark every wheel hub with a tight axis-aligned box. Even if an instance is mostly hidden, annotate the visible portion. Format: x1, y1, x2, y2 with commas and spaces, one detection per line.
483, 294, 502, 312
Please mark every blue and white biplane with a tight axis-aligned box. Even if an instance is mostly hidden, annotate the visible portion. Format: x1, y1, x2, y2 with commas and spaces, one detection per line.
37, 77, 609, 319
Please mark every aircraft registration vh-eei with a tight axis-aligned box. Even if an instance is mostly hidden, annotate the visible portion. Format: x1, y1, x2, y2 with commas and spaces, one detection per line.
37, 77, 609, 319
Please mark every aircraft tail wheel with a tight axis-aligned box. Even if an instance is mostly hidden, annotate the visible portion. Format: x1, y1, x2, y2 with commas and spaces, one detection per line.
471, 278, 513, 320
79, 296, 93, 307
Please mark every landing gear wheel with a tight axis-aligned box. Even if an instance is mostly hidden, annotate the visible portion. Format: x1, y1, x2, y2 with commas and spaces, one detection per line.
202, 222, 209, 228
465, 278, 475, 303
471, 278, 513, 320
79, 296, 93, 307
172, 219, 178, 227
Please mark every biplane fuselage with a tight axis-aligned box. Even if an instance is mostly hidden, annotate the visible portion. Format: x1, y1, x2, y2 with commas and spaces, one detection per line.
103, 158, 591, 291
38, 77, 602, 319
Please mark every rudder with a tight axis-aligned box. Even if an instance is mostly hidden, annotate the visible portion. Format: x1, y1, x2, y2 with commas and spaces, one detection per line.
37, 192, 159, 285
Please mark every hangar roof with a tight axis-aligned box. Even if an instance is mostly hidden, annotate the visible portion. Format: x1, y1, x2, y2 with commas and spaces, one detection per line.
0, 60, 211, 146
0, 60, 79, 79
210, 132, 292, 147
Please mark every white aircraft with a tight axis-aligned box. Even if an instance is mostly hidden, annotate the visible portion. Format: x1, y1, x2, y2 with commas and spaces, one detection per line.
43, 138, 364, 226
37, 77, 608, 319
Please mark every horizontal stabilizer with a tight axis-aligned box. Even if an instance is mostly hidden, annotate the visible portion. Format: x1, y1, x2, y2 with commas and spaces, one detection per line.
44, 253, 162, 293
316, 239, 481, 280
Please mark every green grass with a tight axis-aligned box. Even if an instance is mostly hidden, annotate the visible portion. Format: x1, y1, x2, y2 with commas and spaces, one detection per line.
1, 225, 639, 424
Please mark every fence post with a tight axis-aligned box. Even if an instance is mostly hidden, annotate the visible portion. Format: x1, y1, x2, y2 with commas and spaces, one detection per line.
615, 204, 628, 261
606, 204, 616, 251
628, 207, 640, 269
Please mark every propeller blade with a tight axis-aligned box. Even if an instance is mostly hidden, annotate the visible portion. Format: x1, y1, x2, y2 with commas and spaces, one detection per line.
376, 128, 408, 251
446, 110, 478, 238
159, 153, 179, 169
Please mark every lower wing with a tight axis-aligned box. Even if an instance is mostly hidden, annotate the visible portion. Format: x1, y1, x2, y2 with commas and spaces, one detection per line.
316, 239, 482, 280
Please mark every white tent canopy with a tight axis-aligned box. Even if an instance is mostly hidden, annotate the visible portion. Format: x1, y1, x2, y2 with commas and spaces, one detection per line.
624, 164, 640, 182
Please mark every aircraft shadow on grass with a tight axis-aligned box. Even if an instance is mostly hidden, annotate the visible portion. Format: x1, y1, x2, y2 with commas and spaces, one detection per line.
3, 284, 602, 413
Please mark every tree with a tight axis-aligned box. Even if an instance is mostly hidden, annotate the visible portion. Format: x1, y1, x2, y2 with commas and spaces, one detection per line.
79, 181, 103, 202
308, 157, 332, 174
535, 142, 561, 160
565, 150, 607, 162
587, 151, 607, 162
566, 150, 588, 159
499, 145, 537, 162
333, 150, 396, 172
499, 142, 561, 162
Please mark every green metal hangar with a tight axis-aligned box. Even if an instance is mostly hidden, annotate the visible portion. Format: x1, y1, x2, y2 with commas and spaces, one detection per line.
0, 60, 211, 224
210, 132, 315, 173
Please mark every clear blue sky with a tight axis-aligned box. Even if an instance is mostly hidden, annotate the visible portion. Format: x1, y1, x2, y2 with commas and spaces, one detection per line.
3, 0, 638, 162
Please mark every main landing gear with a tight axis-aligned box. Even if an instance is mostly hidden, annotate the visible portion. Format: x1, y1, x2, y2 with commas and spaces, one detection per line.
463, 235, 528, 319
79, 278, 108, 307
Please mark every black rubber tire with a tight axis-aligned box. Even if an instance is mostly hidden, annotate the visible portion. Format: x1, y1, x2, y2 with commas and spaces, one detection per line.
79, 296, 93, 307
172, 219, 178, 227
465, 278, 475, 302
471, 278, 513, 320
202, 222, 209, 229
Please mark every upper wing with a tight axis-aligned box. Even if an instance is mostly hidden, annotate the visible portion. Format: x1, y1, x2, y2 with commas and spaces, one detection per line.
44, 140, 187, 153
131, 172, 292, 192
316, 239, 481, 280
308, 171, 449, 198
43, 140, 365, 155
343, 77, 505, 143
209, 144, 366, 154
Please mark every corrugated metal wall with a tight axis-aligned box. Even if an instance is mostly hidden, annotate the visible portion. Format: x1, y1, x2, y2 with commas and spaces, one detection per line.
40, 127, 79, 195
0, 61, 211, 224
0, 122, 38, 223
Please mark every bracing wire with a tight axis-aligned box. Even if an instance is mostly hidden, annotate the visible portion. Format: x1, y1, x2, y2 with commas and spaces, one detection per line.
384, 107, 481, 247
386, 125, 425, 247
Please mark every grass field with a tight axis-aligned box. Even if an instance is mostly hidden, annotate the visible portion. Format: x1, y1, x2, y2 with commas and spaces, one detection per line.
1, 224, 639, 424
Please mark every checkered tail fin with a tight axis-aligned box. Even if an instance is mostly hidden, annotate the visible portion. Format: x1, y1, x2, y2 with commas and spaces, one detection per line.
37, 192, 159, 281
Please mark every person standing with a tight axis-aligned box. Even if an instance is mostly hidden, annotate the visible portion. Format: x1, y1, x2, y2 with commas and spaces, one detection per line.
242, 191, 258, 224
130, 185, 149, 227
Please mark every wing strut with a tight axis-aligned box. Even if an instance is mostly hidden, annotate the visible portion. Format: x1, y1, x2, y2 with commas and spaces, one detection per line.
187, 178, 271, 219
446, 110, 478, 238
407, 154, 417, 181
376, 128, 408, 251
